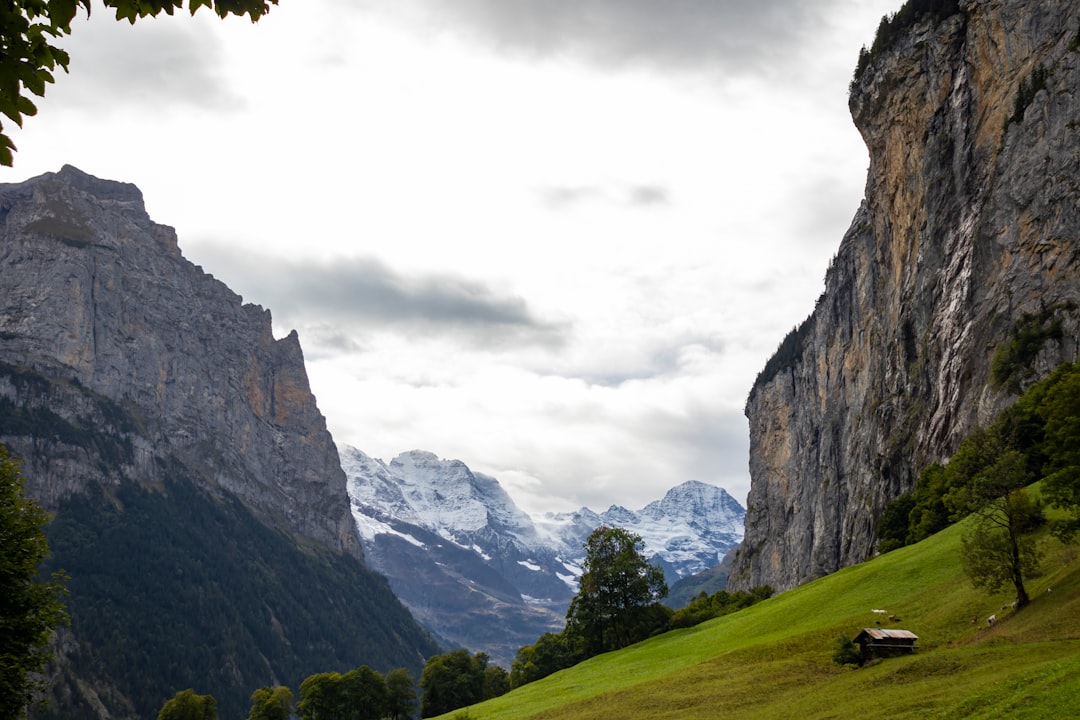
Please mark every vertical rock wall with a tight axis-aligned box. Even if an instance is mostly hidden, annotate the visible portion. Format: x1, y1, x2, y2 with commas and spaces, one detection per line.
731, 0, 1080, 591
0, 165, 361, 560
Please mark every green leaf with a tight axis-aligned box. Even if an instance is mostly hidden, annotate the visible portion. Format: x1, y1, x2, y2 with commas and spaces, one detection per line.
48, 0, 79, 29
0, 136, 15, 167
17, 95, 39, 121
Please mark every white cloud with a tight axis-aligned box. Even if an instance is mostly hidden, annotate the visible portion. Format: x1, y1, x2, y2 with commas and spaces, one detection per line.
1, 0, 901, 516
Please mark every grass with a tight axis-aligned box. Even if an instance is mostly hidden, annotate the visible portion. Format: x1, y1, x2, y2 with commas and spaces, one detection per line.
435, 518, 1080, 719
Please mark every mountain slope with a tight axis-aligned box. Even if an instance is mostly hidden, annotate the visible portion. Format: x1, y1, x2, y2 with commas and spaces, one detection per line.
343, 447, 744, 666
732, 0, 1080, 592
436, 508, 1080, 719
0, 166, 439, 719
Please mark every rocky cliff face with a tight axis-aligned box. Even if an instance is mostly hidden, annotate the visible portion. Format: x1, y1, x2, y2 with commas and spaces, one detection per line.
730, 0, 1080, 591
0, 165, 359, 559
0, 167, 443, 719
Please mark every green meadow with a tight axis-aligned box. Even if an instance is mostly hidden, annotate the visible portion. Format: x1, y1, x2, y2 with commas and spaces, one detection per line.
436, 515, 1080, 719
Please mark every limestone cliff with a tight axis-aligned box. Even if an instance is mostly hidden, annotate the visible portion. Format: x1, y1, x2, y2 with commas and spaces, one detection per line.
0, 165, 360, 559
730, 0, 1080, 591
0, 166, 443, 719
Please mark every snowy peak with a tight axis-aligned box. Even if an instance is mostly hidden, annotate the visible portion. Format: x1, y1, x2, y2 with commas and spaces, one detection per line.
341, 445, 746, 665
345, 447, 537, 545
640, 480, 746, 535
345, 445, 745, 585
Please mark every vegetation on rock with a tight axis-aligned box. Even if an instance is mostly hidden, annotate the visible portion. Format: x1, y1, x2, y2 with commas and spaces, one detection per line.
877, 360, 1080, 606
851, 0, 963, 90
37, 476, 438, 719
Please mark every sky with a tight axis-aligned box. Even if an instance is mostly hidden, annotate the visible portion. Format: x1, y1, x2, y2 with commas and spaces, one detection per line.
1, 0, 900, 515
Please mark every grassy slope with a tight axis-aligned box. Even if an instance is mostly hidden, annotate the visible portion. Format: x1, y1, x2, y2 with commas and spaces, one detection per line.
440, 518, 1080, 719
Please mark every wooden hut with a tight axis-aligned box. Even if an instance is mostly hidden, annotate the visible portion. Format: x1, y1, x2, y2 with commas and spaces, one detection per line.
854, 628, 918, 662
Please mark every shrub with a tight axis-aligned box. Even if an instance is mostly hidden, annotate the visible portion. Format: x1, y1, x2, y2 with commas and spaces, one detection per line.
832, 636, 862, 666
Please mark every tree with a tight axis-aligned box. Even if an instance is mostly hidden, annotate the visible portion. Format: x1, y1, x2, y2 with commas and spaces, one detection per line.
1035, 363, 1080, 540
297, 672, 345, 720
0, 445, 67, 720
341, 666, 388, 720
419, 649, 501, 718
246, 686, 293, 720
383, 668, 416, 720
0, 0, 277, 166
564, 526, 667, 655
157, 689, 218, 720
948, 447, 1043, 609
509, 631, 580, 689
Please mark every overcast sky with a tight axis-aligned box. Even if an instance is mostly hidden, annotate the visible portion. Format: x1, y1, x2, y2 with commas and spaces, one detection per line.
2, 0, 900, 515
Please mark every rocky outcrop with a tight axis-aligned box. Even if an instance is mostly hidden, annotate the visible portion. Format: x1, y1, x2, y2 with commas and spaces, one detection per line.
0, 167, 445, 719
0, 165, 359, 559
730, 0, 1080, 591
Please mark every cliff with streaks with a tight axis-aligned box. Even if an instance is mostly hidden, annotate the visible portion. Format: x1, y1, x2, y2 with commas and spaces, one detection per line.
731, 0, 1080, 591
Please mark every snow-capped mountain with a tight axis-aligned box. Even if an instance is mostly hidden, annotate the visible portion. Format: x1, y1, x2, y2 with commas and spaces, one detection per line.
535, 480, 745, 584
342, 446, 745, 666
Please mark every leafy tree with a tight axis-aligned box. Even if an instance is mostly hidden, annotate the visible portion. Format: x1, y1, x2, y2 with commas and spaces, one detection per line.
875, 491, 916, 553
246, 686, 293, 720
157, 689, 218, 720
509, 631, 580, 689
1034, 363, 1080, 540
564, 526, 668, 655
419, 649, 505, 718
0, 0, 277, 166
481, 665, 509, 700
342, 666, 388, 720
297, 672, 346, 720
383, 668, 416, 720
907, 463, 952, 543
0, 446, 67, 720
948, 448, 1043, 609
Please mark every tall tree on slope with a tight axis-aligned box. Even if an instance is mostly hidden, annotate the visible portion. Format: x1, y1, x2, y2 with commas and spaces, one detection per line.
565, 525, 668, 655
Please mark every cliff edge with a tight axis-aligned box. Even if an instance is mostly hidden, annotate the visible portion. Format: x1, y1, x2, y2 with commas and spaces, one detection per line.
731, 0, 1080, 591
0, 164, 360, 559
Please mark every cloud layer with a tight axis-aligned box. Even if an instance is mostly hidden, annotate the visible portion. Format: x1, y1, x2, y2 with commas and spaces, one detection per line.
189, 247, 567, 353
354, 0, 841, 80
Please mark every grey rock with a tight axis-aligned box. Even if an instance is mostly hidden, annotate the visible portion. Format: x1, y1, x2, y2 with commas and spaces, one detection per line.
730, 0, 1080, 591
0, 165, 361, 560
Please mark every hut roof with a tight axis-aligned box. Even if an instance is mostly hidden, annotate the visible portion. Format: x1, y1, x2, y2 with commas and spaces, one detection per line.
856, 628, 918, 641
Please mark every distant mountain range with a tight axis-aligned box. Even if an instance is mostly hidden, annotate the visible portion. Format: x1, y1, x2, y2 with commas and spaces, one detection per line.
342, 446, 744, 666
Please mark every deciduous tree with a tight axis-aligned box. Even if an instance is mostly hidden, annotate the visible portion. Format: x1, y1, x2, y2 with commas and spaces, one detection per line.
948, 447, 1043, 609
297, 672, 345, 720
383, 668, 416, 720
1034, 363, 1080, 540
157, 689, 218, 720
564, 525, 667, 655
246, 685, 293, 720
0, 446, 67, 719
419, 649, 503, 718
